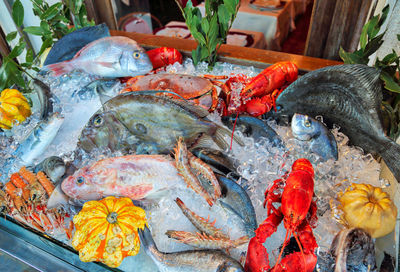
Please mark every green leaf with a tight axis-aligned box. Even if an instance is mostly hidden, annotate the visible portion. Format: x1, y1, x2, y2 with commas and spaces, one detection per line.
218, 5, 230, 27
23, 26, 45, 36
359, 23, 368, 50
366, 15, 379, 39
201, 18, 210, 35
25, 48, 33, 63
378, 4, 389, 27
224, 0, 237, 14
200, 46, 208, 60
38, 37, 53, 56
192, 47, 200, 65
12, 0, 24, 27
6, 31, 18, 42
364, 33, 385, 57
381, 52, 398, 64
40, 3, 62, 20
381, 71, 400, 93
32, 0, 43, 5
339, 47, 367, 64
8, 41, 26, 59
397, 34, 400, 41
191, 29, 206, 46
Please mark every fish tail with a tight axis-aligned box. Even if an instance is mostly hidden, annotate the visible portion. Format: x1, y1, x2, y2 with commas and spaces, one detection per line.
43, 60, 74, 76
380, 139, 400, 183
138, 225, 159, 255
214, 125, 244, 150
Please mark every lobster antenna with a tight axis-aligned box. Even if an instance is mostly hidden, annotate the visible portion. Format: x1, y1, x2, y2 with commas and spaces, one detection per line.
293, 231, 307, 272
274, 228, 291, 269
229, 111, 240, 151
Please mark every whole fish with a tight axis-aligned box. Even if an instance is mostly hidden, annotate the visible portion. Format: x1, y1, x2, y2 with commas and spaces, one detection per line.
275, 64, 400, 182
139, 226, 244, 272
78, 93, 241, 154
291, 113, 338, 161
61, 155, 183, 200
13, 113, 64, 165
222, 115, 284, 148
43, 36, 153, 77
44, 23, 110, 66
34, 156, 66, 183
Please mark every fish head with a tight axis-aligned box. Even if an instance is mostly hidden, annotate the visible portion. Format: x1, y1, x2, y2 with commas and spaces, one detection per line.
78, 111, 130, 153
291, 113, 320, 141
120, 48, 153, 76
61, 165, 101, 200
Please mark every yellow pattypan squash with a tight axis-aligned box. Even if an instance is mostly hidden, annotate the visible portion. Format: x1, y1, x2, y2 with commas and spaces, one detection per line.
0, 89, 31, 129
72, 196, 147, 268
337, 183, 397, 238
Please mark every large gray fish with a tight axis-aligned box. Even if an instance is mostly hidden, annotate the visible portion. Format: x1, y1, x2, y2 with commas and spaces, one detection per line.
78, 93, 242, 154
43, 36, 153, 78
275, 64, 400, 182
291, 113, 338, 161
139, 226, 244, 272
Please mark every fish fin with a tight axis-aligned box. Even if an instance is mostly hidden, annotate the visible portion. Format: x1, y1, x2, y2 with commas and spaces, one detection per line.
380, 139, 400, 183
215, 124, 244, 150
44, 61, 74, 76
192, 134, 217, 150
167, 97, 210, 118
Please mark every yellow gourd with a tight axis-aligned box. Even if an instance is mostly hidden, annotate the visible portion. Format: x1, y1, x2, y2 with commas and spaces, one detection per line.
72, 196, 147, 268
0, 89, 31, 129
337, 183, 397, 238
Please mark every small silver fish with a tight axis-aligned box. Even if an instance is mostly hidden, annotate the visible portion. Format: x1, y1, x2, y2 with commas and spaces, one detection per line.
43, 36, 153, 78
139, 226, 244, 272
291, 113, 338, 161
13, 113, 64, 165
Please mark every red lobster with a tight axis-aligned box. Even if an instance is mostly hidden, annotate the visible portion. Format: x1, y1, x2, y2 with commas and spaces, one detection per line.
147, 47, 183, 69
245, 158, 318, 272
220, 61, 298, 117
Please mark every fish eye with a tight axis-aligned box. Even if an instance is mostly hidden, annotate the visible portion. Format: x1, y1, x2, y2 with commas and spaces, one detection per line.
76, 176, 85, 185
304, 119, 311, 127
208, 180, 213, 185
92, 115, 103, 127
276, 105, 282, 111
133, 51, 141, 59
135, 123, 147, 134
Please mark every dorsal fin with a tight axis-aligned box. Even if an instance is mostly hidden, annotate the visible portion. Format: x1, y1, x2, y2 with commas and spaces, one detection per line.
119, 90, 210, 118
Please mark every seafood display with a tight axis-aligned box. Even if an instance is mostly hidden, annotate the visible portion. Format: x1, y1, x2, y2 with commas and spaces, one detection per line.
0, 32, 399, 272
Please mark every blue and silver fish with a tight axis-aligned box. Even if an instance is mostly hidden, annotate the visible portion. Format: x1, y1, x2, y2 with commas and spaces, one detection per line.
291, 113, 338, 161
13, 113, 64, 165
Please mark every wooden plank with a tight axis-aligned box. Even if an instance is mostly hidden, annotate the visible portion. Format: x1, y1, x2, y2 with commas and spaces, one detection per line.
92, 0, 117, 30
304, 0, 337, 58
347, 0, 373, 52
111, 30, 342, 73
84, 0, 100, 24
322, 0, 350, 60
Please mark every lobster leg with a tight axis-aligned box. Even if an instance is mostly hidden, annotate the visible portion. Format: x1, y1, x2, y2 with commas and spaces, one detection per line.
272, 222, 317, 272
263, 178, 285, 216
245, 208, 284, 272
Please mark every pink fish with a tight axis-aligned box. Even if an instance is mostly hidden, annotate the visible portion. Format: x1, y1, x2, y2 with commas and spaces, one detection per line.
61, 155, 182, 201
44, 36, 153, 77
